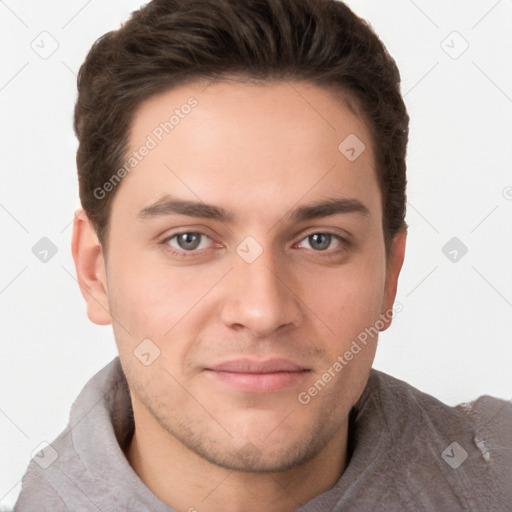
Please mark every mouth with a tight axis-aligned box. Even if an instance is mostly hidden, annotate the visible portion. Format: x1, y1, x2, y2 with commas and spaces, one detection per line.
203, 358, 311, 393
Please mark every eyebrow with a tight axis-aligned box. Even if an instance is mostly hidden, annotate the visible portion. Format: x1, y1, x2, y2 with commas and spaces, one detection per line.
137, 195, 369, 223
286, 197, 370, 222
138, 196, 234, 223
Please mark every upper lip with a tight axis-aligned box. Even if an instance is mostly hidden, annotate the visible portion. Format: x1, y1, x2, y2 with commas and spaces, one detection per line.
205, 358, 308, 373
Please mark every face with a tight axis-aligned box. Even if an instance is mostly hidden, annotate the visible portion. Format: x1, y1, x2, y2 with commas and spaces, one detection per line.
76, 80, 405, 472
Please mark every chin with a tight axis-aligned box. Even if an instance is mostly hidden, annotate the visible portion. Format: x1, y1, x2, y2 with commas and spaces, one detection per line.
195, 440, 322, 473
165, 416, 336, 474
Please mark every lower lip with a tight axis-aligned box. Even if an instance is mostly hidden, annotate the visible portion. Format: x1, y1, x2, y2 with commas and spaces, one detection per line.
204, 370, 309, 393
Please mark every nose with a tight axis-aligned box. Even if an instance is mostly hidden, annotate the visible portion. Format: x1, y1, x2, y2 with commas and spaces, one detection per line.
219, 249, 303, 337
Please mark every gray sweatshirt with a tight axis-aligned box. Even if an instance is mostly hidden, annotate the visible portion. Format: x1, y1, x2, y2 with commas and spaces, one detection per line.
14, 358, 512, 511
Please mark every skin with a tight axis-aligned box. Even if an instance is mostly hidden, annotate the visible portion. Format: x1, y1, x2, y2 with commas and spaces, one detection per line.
72, 80, 406, 512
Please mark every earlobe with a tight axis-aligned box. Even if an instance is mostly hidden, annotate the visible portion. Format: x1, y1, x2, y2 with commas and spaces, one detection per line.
71, 209, 112, 326
379, 229, 407, 332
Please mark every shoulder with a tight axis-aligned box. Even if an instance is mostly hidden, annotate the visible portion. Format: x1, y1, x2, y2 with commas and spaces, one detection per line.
366, 369, 512, 440
362, 369, 512, 507
455, 393, 512, 448
368, 368, 512, 431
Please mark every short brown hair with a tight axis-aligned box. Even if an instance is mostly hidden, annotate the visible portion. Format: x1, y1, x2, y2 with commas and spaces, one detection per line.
74, 0, 409, 254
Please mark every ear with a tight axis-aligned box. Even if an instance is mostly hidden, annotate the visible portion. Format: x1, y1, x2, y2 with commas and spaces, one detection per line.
379, 229, 407, 332
71, 209, 112, 325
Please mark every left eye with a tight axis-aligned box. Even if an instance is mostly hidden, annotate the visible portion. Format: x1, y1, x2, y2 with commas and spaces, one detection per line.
167, 232, 211, 251
297, 233, 342, 251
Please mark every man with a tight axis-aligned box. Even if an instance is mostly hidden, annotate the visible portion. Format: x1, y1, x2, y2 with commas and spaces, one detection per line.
14, 0, 511, 510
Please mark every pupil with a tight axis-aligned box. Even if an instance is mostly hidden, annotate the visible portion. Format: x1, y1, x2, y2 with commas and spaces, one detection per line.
178, 233, 200, 250
310, 233, 331, 250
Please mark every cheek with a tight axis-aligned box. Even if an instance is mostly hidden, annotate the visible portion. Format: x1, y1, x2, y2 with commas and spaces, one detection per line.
106, 252, 227, 344
107, 264, 167, 335
302, 256, 386, 346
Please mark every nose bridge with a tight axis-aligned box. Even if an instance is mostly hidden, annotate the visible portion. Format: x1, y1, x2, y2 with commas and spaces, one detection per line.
220, 245, 301, 335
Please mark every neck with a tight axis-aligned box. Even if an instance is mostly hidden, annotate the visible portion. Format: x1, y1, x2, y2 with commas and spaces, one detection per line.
126, 399, 349, 512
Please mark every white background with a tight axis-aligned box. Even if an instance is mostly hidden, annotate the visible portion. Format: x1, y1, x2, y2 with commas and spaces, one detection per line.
1, 0, 511, 508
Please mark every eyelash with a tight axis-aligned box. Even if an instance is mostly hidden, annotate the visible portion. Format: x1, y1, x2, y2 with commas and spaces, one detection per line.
160, 231, 351, 258
161, 232, 214, 258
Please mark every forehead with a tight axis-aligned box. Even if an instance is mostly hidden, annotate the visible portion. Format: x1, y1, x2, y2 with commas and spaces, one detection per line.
112, 80, 380, 222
